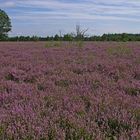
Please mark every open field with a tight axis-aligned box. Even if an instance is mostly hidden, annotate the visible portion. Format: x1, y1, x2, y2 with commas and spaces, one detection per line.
0, 42, 140, 139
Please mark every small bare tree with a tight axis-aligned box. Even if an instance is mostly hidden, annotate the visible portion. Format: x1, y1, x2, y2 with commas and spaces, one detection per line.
76, 24, 88, 41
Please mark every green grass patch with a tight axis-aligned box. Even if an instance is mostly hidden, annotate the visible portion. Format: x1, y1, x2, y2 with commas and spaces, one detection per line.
106, 118, 131, 139
107, 46, 132, 56
76, 41, 84, 48
45, 41, 62, 48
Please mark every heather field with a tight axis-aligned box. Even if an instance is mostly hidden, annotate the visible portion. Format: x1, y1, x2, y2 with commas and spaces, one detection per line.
0, 42, 140, 140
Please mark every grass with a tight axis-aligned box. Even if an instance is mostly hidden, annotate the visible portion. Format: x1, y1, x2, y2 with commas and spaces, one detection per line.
107, 45, 132, 56
76, 40, 84, 48
45, 40, 85, 48
55, 79, 69, 88
132, 109, 140, 121
125, 87, 140, 96
45, 41, 62, 48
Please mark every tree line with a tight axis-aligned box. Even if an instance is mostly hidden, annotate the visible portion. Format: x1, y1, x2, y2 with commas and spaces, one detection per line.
0, 9, 140, 42
2, 33, 140, 42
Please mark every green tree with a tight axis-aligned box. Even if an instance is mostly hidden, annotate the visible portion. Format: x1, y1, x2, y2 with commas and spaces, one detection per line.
31, 36, 39, 41
63, 34, 74, 41
54, 34, 60, 41
0, 9, 12, 40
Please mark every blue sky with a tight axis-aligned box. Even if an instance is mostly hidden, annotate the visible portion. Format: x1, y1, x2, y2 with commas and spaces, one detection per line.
0, 0, 140, 36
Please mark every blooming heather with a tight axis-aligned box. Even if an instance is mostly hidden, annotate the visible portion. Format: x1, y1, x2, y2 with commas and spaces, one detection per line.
0, 42, 140, 140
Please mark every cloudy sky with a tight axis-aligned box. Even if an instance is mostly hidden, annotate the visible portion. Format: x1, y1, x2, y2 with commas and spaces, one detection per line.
0, 0, 140, 36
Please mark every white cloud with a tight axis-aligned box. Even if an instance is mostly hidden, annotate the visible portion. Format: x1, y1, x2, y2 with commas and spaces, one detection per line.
0, 1, 15, 8
10, 0, 140, 21
11, 10, 140, 22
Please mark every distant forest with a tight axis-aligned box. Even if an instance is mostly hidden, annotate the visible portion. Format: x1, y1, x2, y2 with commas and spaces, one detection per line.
1, 33, 140, 41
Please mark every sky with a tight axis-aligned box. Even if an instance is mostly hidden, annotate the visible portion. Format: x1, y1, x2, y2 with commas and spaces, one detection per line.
0, 0, 140, 36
